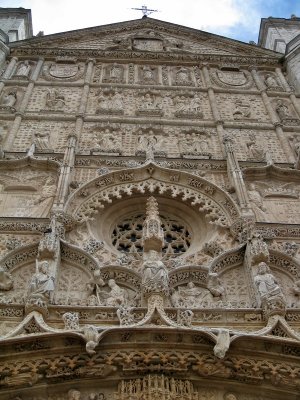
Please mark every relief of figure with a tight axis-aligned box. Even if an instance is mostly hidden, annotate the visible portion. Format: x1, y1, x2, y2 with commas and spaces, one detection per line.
138, 93, 162, 112
45, 88, 65, 111
233, 101, 251, 119
94, 129, 120, 152
292, 280, 300, 297
246, 135, 271, 163
276, 99, 291, 120
15, 61, 31, 78
178, 133, 210, 155
254, 262, 282, 298
141, 65, 155, 83
174, 95, 202, 117
136, 132, 165, 157
34, 131, 51, 150
27, 260, 55, 302
109, 63, 123, 81
247, 183, 266, 219
171, 281, 213, 308
97, 91, 123, 114
98, 279, 128, 307
142, 250, 169, 294
0, 92, 17, 108
68, 389, 82, 400
207, 273, 225, 297
175, 67, 190, 85
265, 74, 279, 89
0, 266, 13, 291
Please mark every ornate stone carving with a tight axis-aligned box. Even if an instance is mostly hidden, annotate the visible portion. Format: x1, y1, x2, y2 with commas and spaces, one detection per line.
135, 91, 163, 116
233, 100, 251, 119
44, 88, 65, 112
0, 90, 17, 112
174, 94, 203, 118
14, 60, 31, 79
62, 311, 80, 330
142, 250, 169, 298
103, 63, 125, 83
171, 282, 213, 308
174, 66, 193, 86
178, 132, 211, 159
25, 260, 55, 315
96, 89, 124, 115
42, 62, 85, 81
0, 266, 13, 291
275, 99, 299, 125
207, 273, 225, 297
254, 262, 286, 318
264, 73, 282, 91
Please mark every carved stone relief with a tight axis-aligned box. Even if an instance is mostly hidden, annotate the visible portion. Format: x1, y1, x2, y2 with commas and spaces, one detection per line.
0, 169, 57, 218
42, 61, 85, 81
274, 99, 299, 125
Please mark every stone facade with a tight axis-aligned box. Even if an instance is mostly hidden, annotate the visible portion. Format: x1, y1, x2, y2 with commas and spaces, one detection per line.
0, 12, 300, 400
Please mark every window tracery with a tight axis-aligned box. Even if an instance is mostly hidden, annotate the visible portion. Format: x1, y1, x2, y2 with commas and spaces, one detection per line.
111, 213, 191, 255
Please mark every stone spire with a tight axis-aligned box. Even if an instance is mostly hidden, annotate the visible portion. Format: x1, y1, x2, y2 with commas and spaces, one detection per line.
142, 196, 164, 253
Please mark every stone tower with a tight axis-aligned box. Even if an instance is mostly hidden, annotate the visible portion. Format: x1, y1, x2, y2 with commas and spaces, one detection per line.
0, 10, 300, 400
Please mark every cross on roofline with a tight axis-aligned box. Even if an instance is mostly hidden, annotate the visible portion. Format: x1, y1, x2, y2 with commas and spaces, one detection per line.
131, 5, 159, 18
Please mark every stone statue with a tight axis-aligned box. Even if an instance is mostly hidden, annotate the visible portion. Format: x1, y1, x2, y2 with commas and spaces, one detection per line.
233, 101, 251, 119
68, 389, 81, 400
27, 260, 55, 301
45, 88, 65, 111
34, 131, 51, 150
172, 282, 213, 308
248, 183, 266, 218
15, 61, 31, 77
276, 100, 290, 120
142, 250, 169, 294
265, 74, 278, 89
254, 262, 282, 298
97, 279, 128, 307
141, 65, 155, 82
207, 272, 225, 297
292, 280, 300, 296
0, 266, 13, 291
1, 92, 17, 108
175, 67, 190, 85
213, 328, 230, 359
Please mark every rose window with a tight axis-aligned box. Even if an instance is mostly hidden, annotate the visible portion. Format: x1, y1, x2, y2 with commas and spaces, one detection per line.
111, 213, 191, 254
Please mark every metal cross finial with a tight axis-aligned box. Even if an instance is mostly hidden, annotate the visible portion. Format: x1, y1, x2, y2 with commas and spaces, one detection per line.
131, 5, 159, 18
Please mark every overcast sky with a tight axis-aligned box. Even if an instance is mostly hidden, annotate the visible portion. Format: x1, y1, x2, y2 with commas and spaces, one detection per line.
1, 0, 300, 43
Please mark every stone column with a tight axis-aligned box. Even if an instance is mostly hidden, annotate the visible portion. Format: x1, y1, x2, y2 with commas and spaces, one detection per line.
276, 67, 300, 117
202, 64, 225, 155
54, 59, 95, 209
223, 136, 253, 217
3, 58, 44, 150
250, 67, 294, 163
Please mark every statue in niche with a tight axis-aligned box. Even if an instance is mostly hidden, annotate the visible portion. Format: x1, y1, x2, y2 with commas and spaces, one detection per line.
265, 74, 279, 89
254, 262, 282, 299
68, 389, 82, 400
0, 266, 13, 291
141, 65, 156, 83
247, 183, 266, 218
175, 67, 191, 85
207, 273, 225, 297
142, 250, 169, 294
0, 91, 17, 110
276, 99, 291, 120
34, 131, 51, 150
108, 63, 123, 81
171, 282, 213, 308
27, 260, 55, 302
15, 61, 31, 78
136, 131, 165, 158
233, 101, 251, 119
45, 88, 65, 111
